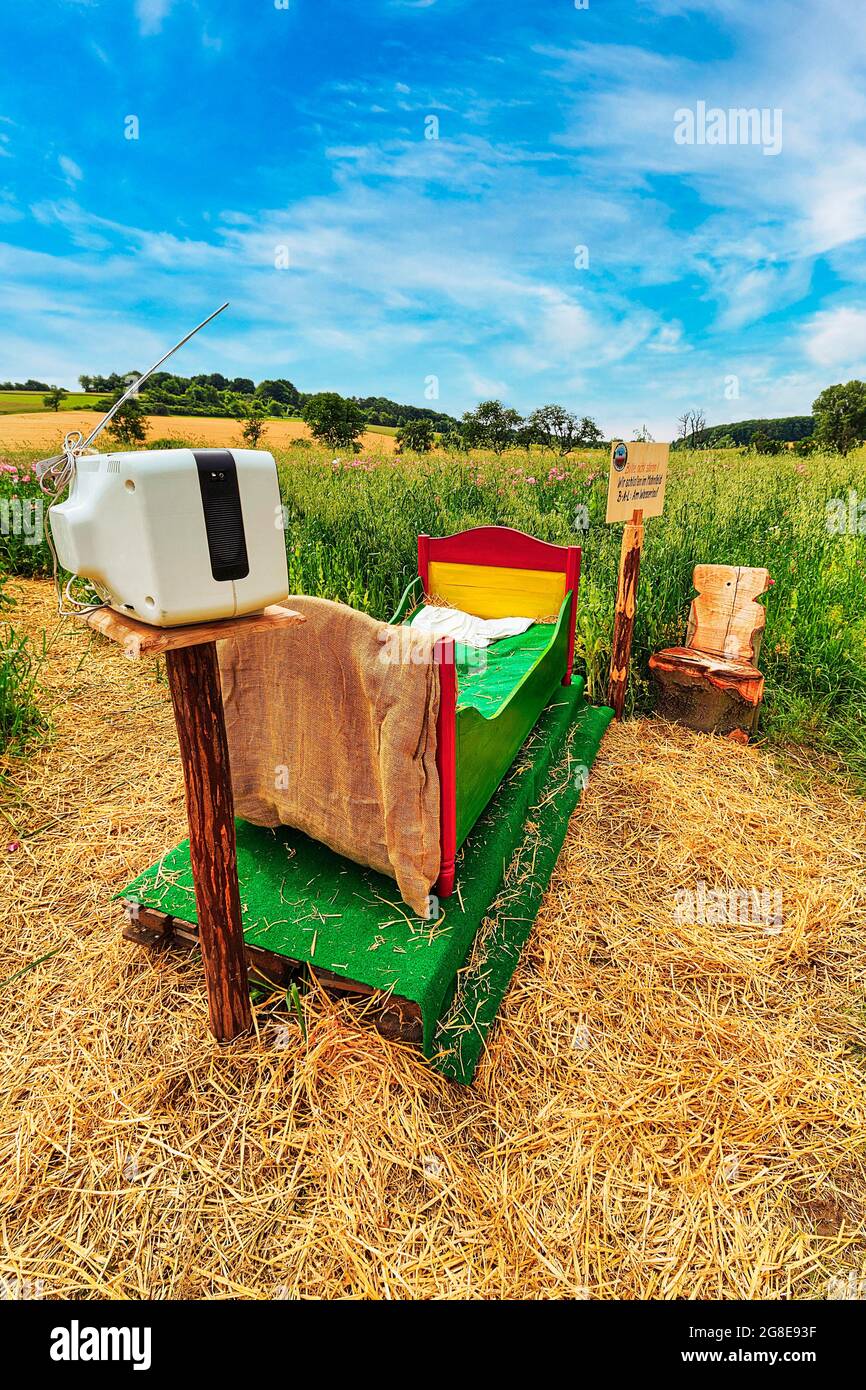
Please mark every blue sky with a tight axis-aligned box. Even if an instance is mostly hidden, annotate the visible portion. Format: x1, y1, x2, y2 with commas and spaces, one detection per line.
1, 0, 865, 437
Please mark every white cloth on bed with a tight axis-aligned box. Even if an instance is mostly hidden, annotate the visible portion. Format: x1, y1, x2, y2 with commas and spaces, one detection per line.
411, 605, 533, 648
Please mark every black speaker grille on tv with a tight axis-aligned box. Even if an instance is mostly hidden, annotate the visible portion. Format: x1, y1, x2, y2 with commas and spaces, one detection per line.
193, 450, 250, 583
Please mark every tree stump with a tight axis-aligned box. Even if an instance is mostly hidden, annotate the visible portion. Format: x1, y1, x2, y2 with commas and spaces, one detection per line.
649, 648, 765, 736
649, 565, 771, 740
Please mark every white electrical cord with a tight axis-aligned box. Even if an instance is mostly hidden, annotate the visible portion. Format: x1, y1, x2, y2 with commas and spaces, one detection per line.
36, 431, 109, 617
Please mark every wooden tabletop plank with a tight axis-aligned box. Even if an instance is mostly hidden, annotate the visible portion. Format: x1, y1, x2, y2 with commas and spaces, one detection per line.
81, 603, 304, 657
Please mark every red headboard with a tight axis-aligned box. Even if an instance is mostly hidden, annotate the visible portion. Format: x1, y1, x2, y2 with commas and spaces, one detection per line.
417, 526, 581, 683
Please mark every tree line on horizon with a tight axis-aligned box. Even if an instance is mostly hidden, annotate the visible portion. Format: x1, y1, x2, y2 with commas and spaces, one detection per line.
74, 370, 457, 434
83, 381, 610, 455
672, 382, 866, 456
6, 369, 866, 457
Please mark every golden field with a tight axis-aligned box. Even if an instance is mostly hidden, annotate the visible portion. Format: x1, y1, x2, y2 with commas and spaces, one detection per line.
0, 411, 398, 453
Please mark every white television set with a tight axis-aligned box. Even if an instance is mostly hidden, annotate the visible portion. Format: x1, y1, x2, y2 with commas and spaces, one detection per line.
48, 447, 289, 627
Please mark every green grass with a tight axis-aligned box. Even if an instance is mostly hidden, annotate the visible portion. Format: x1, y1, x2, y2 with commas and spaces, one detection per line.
275, 444, 866, 790
0, 457, 48, 578
0, 395, 400, 429
1, 439, 864, 788
0, 391, 103, 414
0, 575, 46, 753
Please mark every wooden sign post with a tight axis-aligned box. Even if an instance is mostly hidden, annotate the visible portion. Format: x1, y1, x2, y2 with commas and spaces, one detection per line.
608, 507, 645, 721
605, 441, 669, 719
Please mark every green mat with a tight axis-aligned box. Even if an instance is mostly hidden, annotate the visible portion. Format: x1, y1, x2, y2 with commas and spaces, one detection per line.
121, 684, 612, 1083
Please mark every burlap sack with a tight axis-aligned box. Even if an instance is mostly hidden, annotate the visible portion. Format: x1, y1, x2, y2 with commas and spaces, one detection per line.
217, 596, 440, 917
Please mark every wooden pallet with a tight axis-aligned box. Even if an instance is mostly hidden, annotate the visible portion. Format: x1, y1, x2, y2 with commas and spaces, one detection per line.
121, 903, 423, 1045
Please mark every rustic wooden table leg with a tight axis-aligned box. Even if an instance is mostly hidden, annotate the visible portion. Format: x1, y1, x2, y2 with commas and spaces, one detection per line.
164, 640, 252, 1042
607, 508, 644, 720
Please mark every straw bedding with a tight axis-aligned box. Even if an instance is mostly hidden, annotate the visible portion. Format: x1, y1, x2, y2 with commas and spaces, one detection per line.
1, 578, 865, 1299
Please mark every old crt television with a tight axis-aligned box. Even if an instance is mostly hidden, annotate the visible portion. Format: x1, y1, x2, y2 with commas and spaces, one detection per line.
48, 447, 289, 627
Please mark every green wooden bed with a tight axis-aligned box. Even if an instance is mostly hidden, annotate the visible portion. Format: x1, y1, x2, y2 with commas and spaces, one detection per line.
390, 526, 581, 896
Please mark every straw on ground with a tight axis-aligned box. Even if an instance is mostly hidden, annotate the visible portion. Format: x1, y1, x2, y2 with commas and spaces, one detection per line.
1, 579, 865, 1299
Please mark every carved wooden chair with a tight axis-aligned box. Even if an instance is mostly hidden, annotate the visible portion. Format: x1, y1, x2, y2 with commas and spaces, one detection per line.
649, 565, 772, 740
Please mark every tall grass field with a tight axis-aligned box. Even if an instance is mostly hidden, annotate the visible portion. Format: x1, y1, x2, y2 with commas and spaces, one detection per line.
0, 391, 103, 414
1, 441, 864, 786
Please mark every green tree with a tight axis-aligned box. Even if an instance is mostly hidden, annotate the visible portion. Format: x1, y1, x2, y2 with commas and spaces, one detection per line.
576, 416, 604, 449
812, 380, 866, 455
461, 400, 524, 454
102, 396, 149, 449
396, 417, 435, 452
191, 372, 229, 391
750, 430, 781, 456
302, 392, 366, 449
257, 379, 301, 411
440, 428, 467, 452
42, 385, 68, 412
184, 382, 223, 413
525, 405, 603, 454
234, 396, 269, 447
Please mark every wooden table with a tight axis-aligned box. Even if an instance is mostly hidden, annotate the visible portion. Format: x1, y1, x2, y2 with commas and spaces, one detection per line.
83, 604, 305, 1043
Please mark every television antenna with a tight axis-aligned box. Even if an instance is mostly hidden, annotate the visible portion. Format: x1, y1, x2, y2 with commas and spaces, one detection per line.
36, 301, 230, 496
35, 301, 230, 614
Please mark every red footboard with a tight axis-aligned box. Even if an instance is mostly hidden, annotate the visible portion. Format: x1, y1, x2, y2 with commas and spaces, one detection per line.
434, 637, 457, 900
422, 527, 581, 898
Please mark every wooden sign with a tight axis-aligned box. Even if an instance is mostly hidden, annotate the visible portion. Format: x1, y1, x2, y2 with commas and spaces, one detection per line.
606, 440, 670, 720
605, 441, 669, 524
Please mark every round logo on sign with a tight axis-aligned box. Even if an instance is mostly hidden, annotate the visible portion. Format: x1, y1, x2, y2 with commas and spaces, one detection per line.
613, 442, 628, 472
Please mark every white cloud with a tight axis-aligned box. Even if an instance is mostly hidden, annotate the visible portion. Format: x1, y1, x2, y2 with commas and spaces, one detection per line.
804, 307, 866, 370
539, 1, 866, 340
4, 0, 866, 432
710, 260, 813, 332
58, 156, 83, 187
647, 323, 687, 354
464, 369, 511, 399
135, 0, 174, 37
